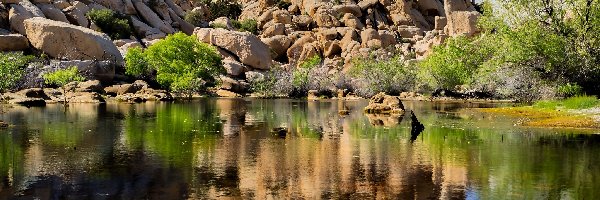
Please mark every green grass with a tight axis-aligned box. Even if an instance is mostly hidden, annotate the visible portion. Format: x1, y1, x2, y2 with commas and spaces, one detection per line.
562, 96, 599, 109
533, 96, 599, 110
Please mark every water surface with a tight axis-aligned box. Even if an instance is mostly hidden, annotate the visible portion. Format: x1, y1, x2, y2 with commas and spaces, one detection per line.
0, 99, 599, 199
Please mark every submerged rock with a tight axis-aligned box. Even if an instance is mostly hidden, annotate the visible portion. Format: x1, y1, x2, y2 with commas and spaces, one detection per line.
364, 93, 405, 114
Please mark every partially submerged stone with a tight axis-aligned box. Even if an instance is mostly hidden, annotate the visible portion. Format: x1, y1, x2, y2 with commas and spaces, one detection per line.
364, 93, 405, 114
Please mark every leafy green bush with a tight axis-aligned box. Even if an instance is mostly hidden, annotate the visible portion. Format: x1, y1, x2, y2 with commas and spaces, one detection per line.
124, 33, 224, 95
275, 0, 291, 9
292, 56, 322, 92
43, 66, 85, 87
558, 83, 583, 97
350, 55, 417, 97
199, 0, 242, 21
0, 52, 34, 92
562, 96, 599, 109
124, 47, 150, 77
184, 10, 206, 27
86, 9, 131, 40
43, 66, 85, 104
231, 19, 258, 35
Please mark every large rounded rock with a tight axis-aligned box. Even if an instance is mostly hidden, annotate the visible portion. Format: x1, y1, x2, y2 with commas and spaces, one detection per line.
0, 33, 29, 51
9, 0, 45, 35
36, 3, 69, 23
24, 17, 123, 64
262, 35, 292, 60
133, 1, 174, 34
196, 28, 272, 70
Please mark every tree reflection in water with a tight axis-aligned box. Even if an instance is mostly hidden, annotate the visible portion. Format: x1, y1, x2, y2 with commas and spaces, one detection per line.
0, 100, 598, 199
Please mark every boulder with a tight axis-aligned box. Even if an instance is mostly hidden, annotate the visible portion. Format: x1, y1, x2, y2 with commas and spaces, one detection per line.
286, 34, 315, 64
71, 1, 89, 14
51, 60, 117, 82
262, 35, 292, 59
17, 88, 50, 99
434, 16, 447, 30
9, 0, 44, 35
165, 0, 185, 18
333, 4, 362, 17
261, 22, 285, 37
323, 40, 341, 58
63, 5, 88, 27
131, 16, 165, 39
445, 11, 480, 36
398, 25, 423, 38
169, 9, 194, 35
75, 80, 103, 93
272, 9, 292, 24
9, 98, 46, 107
0, 33, 29, 51
364, 93, 405, 114
24, 17, 123, 63
378, 30, 397, 48
292, 15, 312, 30
216, 89, 242, 98
222, 59, 245, 77
53, 1, 71, 9
220, 76, 248, 93
104, 83, 143, 96
358, 0, 379, 10
342, 13, 364, 29
67, 92, 105, 103
133, 0, 175, 34
313, 6, 339, 28
36, 3, 69, 23
197, 28, 272, 69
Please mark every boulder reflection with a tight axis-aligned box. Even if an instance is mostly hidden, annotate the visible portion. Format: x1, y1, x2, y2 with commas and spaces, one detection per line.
0, 100, 599, 199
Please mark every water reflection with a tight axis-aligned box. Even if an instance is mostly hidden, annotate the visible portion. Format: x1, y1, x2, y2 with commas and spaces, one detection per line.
0, 99, 599, 199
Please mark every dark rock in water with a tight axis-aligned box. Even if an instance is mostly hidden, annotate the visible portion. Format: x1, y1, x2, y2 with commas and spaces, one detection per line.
18, 88, 51, 100
272, 127, 288, 138
410, 111, 425, 142
8, 98, 46, 107
0, 121, 9, 128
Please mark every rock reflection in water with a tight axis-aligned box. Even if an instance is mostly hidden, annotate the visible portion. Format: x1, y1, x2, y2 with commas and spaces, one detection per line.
0, 100, 599, 199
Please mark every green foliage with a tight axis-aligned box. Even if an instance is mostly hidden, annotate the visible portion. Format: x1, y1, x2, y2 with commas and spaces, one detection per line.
124, 33, 224, 94
86, 9, 131, 40
558, 83, 584, 97
247, 67, 293, 98
184, 10, 206, 27
209, 23, 227, 29
299, 55, 322, 69
231, 19, 258, 35
562, 96, 599, 109
292, 56, 322, 90
350, 55, 417, 97
533, 96, 599, 110
124, 47, 150, 77
200, 0, 242, 21
275, 0, 291, 9
0, 52, 33, 92
43, 66, 85, 87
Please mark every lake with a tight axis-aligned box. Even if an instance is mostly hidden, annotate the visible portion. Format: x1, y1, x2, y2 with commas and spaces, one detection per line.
1, 99, 599, 199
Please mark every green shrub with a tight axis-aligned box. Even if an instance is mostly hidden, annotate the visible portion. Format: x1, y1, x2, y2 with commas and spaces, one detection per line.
124, 47, 150, 77
184, 10, 206, 27
200, 0, 242, 21
557, 83, 583, 97
209, 23, 227, 29
0, 52, 34, 92
275, 0, 291, 9
43, 66, 85, 87
247, 67, 293, 98
350, 55, 417, 97
292, 56, 322, 91
86, 9, 131, 40
43, 66, 85, 104
124, 32, 224, 95
533, 100, 559, 110
562, 96, 599, 109
231, 19, 258, 35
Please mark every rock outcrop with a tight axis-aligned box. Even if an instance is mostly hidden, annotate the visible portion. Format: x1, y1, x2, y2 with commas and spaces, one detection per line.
24, 17, 123, 63
195, 28, 272, 70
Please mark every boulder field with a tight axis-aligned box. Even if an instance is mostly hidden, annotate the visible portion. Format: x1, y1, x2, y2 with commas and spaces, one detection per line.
0, 0, 481, 97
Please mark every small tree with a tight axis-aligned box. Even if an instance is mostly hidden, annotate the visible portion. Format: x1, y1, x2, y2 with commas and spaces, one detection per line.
125, 32, 224, 97
43, 66, 85, 105
0, 52, 33, 92
86, 9, 132, 40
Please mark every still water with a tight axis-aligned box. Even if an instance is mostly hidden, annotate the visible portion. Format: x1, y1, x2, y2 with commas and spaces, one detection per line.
0, 99, 599, 199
